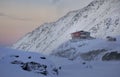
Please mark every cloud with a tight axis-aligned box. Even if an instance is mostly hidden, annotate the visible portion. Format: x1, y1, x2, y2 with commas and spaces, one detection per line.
51, 0, 59, 4
50, 0, 61, 5
0, 12, 32, 21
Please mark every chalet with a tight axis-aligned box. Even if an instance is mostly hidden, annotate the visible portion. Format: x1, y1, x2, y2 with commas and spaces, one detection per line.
71, 30, 90, 39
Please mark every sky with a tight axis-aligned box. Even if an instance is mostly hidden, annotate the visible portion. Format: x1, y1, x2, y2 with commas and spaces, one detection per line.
0, 0, 92, 46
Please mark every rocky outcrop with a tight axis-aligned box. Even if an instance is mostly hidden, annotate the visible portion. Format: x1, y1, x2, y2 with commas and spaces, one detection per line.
80, 49, 107, 61
11, 60, 58, 76
102, 51, 120, 61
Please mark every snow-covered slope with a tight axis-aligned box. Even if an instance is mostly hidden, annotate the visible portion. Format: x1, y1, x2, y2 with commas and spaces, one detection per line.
58, 60, 120, 77
52, 36, 120, 61
12, 0, 120, 54
1, 47, 120, 77
49, 55, 120, 77
0, 47, 58, 77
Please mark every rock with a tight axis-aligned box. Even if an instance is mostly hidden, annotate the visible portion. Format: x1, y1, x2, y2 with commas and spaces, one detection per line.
11, 60, 24, 65
40, 57, 46, 59
82, 62, 86, 65
59, 66, 62, 70
21, 63, 31, 71
52, 68, 59, 75
80, 49, 107, 61
28, 56, 31, 59
10, 55, 19, 58
102, 51, 120, 61
21, 61, 48, 75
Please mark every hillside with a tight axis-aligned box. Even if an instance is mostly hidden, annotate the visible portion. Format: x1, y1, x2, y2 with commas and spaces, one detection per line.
0, 47, 58, 77
1, 47, 120, 77
52, 36, 120, 61
12, 0, 120, 54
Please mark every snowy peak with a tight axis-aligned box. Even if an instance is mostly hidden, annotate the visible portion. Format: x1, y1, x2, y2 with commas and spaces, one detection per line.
12, 0, 120, 54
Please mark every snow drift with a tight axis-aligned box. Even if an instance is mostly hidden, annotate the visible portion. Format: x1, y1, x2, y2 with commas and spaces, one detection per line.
0, 47, 58, 77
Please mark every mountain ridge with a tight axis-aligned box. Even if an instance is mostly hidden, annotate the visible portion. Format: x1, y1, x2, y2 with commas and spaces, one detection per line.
12, 0, 120, 54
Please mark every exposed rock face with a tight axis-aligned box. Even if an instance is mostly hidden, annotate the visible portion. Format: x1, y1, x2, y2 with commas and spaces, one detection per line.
102, 51, 120, 61
52, 36, 120, 61
80, 49, 107, 61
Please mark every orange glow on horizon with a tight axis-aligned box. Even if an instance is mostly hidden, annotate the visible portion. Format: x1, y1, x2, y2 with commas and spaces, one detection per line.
0, 0, 92, 46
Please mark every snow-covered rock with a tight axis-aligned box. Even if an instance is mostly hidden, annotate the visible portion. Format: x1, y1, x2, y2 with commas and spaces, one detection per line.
0, 47, 120, 77
12, 0, 120, 54
0, 47, 58, 77
52, 36, 120, 61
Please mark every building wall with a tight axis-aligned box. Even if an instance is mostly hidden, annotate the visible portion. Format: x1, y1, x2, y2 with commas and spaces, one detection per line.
71, 31, 90, 39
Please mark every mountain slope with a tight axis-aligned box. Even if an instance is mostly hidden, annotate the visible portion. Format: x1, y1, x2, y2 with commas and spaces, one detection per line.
0, 47, 120, 77
12, 0, 120, 54
52, 36, 120, 61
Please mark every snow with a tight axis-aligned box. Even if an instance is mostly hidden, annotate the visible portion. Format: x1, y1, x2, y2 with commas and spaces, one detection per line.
58, 61, 120, 77
0, 47, 120, 77
12, 0, 120, 55
49, 55, 120, 77
2, 0, 120, 76
0, 47, 58, 77
52, 36, 120, 60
